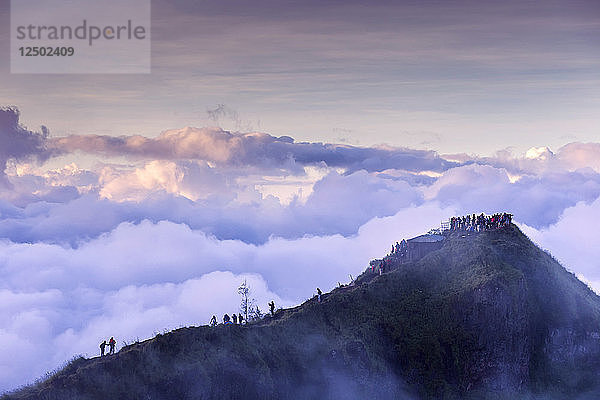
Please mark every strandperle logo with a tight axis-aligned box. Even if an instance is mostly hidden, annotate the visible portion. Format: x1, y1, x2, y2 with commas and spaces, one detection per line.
15, 20, 147, 47
11, 0, 151, 74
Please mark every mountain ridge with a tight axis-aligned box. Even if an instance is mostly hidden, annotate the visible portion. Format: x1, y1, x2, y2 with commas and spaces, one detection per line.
4, 224, 600, 400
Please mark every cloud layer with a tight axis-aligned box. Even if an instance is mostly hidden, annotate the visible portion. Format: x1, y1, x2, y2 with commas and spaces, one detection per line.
0, 205, 451, 391
49, 126, 458, 173
2, 109, 600, 392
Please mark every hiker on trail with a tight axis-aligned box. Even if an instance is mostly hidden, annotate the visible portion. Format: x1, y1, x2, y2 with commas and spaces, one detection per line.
238, 314, 244, 325
317, 288, 322, 302
223, 314, 231, 324
210, 315, 217, 326
269, 301, 275, 316
108, 337, 116, 355
232, 313, 238, 324
100, 340, 107, 357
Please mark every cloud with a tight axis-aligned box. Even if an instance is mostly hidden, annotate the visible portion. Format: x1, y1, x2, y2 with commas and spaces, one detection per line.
98, 160, 234, 202
1, 204, 450, 297
520, 197, 600, 292
296, 170, 423, 236
556, 142, 600, 173
49, 126, 458, 173
0, 165, 427, 246
2, 153, 600, 247
462, 142, 600, 177
0, 107, 49, 187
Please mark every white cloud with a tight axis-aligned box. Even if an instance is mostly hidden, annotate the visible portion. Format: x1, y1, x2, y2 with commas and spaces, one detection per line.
525, 146, 554, 161
556, 142, 600, 173
0, 165, 428, 245
520, 197, 600, 292
98, 160, 233, 202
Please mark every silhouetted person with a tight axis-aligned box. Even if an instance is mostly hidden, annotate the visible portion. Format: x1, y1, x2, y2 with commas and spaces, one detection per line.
317, 288, 322, 302
209, 315, 217, 326
232, 313, 238, 324
223, 313, 231, 324
269, 301, 275, 315
100, 340, 107, 357
400, 239, 407, 254
108, 337, 116, 355
238, 314, 244, 325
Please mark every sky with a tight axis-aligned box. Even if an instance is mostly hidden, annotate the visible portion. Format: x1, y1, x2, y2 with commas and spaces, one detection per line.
1, 0, 599, 153
1, 0, 600, 393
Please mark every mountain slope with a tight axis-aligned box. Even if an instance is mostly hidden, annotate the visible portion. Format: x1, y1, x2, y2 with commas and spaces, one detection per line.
4, 225, 600, 400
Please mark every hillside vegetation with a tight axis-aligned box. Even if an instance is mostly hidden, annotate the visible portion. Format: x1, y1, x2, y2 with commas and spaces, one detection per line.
4, 225, 600, 400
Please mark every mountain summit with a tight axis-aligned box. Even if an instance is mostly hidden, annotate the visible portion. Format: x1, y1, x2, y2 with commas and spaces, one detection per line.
4, 224, 600, 400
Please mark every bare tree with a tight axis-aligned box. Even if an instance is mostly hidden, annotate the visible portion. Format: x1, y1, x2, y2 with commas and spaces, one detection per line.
238, 280, 250, 322
238, 280, 264, 323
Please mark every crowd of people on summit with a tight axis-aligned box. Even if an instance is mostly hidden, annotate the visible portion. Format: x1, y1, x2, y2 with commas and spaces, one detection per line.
449, 212, 512, 232
390, 239, 408, 258
375, 212, 514, 276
